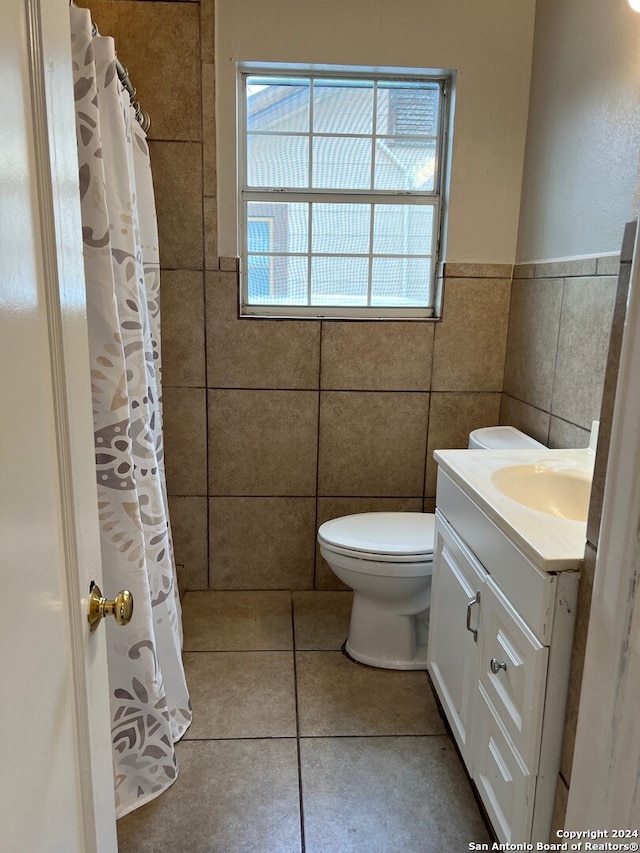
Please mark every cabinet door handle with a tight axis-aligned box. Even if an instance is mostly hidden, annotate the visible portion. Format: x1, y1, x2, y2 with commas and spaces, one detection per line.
466, 591, 481, 642
490, 657, 507, 674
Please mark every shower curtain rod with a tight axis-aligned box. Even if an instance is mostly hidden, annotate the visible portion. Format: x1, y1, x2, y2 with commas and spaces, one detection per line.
90, 21, 151, 132
69, 2, 151, 132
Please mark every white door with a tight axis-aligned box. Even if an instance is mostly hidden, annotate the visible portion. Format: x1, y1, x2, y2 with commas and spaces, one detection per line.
0, 1, 117, 851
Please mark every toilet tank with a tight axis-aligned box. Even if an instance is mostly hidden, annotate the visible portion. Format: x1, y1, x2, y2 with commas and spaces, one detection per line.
468, 426, 546, 450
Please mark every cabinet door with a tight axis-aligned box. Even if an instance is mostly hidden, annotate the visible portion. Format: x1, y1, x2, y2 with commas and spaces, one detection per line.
474, 684, 536, 843
479, 576, 548, 772
428, 513, 486, 765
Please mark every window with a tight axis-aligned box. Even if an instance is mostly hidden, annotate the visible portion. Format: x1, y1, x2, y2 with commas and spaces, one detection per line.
239, 65, 453, 318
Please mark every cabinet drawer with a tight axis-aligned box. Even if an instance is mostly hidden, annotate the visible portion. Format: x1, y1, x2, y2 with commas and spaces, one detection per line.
479, 576, 548, 772
474, 684, 535, 843
436, 469, 556, 642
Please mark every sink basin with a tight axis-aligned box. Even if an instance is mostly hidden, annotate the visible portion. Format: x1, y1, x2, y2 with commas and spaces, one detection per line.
491, 464, 592, 521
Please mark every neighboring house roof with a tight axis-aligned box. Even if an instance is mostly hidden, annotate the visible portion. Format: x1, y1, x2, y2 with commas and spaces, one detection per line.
247, 78, 439, 138
247, 83, 310, 132
248, 77, 439, 189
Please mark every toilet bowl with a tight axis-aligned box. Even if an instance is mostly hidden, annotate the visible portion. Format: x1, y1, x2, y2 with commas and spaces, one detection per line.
318, 425, 546, 670
318, 512, 435, 670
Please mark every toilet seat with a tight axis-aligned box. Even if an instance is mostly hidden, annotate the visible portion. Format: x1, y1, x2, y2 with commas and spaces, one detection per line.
318, 512, 435, 564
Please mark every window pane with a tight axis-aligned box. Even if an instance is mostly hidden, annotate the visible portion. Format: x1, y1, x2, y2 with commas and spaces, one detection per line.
248, 256, 308, 304
247, 218, 273, 254
312, 204, 370, 254
247, 202, 308, 254
373, 204, 433, 255
247, 134, 309, 187
312, 137, 371, 189
374, 139, 437, 191
376, 82, 440, 137
246, 77, 310, 132
311, 257, 369, 305
371, 258, 431, 306
247, 254, 273, 302
312, 80, 373, 134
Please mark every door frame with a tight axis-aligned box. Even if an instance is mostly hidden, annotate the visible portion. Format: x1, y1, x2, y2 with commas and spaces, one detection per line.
565, 222, 640, 828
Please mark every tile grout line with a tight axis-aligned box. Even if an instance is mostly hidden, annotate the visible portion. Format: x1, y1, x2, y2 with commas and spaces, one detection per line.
180, 732, 451, 743
198, 53, 211, 588
291, 594, 306, 853
545, 275, 567, 447
313, 323, 323, 591
184, 648, 296, 654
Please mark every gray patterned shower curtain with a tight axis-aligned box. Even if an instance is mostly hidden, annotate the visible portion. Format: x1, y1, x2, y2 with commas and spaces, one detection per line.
69, 5, 191, 817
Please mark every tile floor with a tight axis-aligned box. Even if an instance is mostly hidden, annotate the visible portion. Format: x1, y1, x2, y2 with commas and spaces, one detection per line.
117, 591, 491, 852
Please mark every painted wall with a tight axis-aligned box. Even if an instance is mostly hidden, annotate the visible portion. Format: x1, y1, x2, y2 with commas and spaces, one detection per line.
516, 0, 640, 262
216, 0, 536, 263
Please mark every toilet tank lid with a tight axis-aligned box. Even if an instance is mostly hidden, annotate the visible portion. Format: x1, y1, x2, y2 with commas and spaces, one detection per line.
469, 426, 546, 449
318, 512, 435, 557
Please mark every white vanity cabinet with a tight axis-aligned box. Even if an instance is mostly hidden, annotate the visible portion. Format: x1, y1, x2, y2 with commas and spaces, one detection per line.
428, 467, 581, 844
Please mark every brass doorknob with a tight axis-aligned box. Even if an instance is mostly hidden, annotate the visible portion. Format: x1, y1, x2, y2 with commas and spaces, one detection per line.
88, 582, 134, 632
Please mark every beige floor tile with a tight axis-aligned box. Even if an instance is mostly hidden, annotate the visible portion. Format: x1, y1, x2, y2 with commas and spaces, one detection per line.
296, 651, 445, 737
300, 736, 490, 852
182, 590, 293, 651
292, 591, 353, 650
183, 652, 296, 739
117, 739, 301, 853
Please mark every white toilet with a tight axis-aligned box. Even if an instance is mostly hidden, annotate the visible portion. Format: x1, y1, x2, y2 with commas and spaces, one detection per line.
317, 425, 545, 670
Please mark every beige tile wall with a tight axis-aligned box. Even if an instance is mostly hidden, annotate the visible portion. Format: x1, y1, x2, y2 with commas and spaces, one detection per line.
502, 258, 619, 447
204, 264, 510, 590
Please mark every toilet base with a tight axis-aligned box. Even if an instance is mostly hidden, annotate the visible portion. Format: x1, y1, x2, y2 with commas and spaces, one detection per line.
344, 638, 429, 670
345, 594, 430, 670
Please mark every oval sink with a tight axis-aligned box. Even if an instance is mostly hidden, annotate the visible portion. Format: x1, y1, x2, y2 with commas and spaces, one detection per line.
491, 464, 592, 521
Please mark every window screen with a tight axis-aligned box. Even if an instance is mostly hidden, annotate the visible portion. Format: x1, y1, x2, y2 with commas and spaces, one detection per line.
239, 69, 452, 318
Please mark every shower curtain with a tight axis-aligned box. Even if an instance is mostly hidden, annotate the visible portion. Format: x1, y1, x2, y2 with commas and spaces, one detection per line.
69, 6, 191, 818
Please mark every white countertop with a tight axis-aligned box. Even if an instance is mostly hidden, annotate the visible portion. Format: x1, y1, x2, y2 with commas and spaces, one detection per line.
434, 447, 594, 571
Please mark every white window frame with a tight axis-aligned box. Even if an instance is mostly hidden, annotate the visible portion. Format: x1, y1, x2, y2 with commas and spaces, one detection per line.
237, 62, 454, 319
